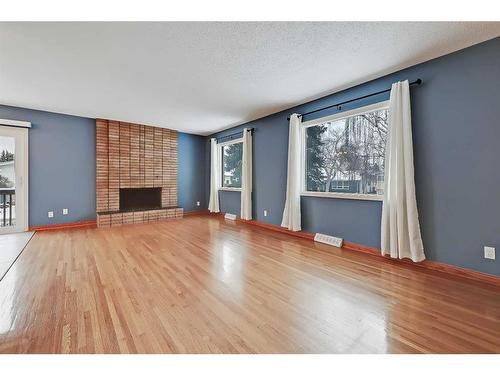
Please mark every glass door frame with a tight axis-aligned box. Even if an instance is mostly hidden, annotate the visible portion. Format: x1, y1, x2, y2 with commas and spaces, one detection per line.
0, 125, 29, 234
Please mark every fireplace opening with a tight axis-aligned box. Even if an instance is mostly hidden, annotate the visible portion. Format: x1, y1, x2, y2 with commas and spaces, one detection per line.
120, 188, 162, 211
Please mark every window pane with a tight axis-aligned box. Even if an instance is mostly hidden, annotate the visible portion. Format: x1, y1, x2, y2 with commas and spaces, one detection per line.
306, 108, 388, 196
222, 142, 243, 188
0, 136, 16, 227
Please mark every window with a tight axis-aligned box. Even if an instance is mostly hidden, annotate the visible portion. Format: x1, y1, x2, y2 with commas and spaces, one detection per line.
221, 140, 243, 189
302, 101, 389, 200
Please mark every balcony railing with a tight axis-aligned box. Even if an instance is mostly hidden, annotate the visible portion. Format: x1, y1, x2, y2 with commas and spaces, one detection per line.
0, 188, 15, 227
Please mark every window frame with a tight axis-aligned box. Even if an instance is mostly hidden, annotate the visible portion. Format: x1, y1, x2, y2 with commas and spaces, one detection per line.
218, 137, 243, 192
300, 101, 389, 202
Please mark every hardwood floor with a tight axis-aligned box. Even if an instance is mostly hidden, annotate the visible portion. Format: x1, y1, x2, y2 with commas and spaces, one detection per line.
0, 231, 34, 281
0, 215, 499, 353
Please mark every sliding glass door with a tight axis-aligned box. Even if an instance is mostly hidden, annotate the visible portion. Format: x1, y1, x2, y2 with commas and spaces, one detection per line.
0, 126, 28, 233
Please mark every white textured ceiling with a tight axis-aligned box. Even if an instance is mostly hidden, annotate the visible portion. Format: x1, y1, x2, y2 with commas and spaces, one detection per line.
1, 22, 499, 135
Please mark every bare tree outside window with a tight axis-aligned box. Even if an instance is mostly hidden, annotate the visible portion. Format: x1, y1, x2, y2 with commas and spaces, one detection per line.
305, 108, 388, 196
222, 142, 243, 188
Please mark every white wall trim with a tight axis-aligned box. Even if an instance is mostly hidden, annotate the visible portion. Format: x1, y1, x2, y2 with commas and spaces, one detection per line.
0, 126, 29, 233
218, 137, 243, 147
218, 137, 243, 191
22, 128, 29, 231
301, 191, 383, 202
0, 118, 32, 128
301, 101, 389, 128
299, 101, 389, 202
219, 187, 242, 192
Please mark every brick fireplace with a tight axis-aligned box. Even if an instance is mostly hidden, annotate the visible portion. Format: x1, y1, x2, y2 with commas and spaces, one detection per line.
95, 119, 183, 227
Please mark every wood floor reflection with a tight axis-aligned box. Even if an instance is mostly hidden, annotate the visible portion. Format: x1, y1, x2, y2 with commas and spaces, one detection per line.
0, 215, 499, 353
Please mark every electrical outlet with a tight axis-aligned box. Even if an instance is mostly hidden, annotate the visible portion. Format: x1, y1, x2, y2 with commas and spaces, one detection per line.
48, 211, 54, 218
484, 246, 496, 260
62, 208, 69, 215
196, 201, 200, 206
264, 210, 268, 217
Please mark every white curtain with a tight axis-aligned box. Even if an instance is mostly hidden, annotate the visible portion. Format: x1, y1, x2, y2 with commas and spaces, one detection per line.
281, 114, 302, 231
381, 80, 425, 262
240, 128, 253, 220
208, 138, 220, 213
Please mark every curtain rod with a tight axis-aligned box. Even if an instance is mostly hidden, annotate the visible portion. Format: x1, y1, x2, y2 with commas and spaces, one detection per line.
287, 79, 422, 121
214, 127, 255, 143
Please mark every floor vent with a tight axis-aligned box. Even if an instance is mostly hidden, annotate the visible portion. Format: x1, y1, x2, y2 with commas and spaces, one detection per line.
224, 213, 237, 220
314, 233, 343, 248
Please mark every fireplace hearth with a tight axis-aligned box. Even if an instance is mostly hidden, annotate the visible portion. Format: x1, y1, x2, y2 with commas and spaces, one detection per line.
120, 187, 162, 212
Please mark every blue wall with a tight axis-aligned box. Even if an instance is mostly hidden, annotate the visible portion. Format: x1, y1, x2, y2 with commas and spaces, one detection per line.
0, 105, 96, 226
210, 37, 500, 276
0, 105, 210, 225
0, 105, 209, 225
178, 132, 207, 211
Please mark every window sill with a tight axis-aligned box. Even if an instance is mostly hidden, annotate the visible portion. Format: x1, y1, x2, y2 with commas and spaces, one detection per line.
301, 191, 383, 202
219, 187, 242, 192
